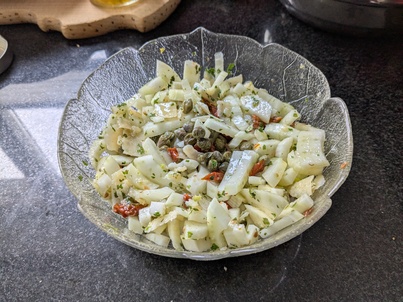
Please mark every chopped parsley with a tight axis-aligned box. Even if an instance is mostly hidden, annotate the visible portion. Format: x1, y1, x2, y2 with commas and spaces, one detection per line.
211, 243, 219, 251
226, 63, 235, 73
252, 96, 260, 107
206, 67, 215, 76
249, 189, 256, 199
137, 144, 145, 155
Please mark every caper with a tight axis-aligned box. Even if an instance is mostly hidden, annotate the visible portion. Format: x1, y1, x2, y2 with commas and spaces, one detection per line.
239, 141, 253, 151
207, 159, 219, 171
214, 136, 227, 152
197, 138, 212, 152
157, 139, 169, 148
166, 131, 175, 140
183, 99, 193, 114
223, 151, 232, 162
157, 131, 175, 148
184, 133, 197, 146
210, 150, 224, 163
174, 128, 187, 140
218, 161, 229, 172
182, 122, 195, 133
197, 153, 209, 166
192, 126, 206, 139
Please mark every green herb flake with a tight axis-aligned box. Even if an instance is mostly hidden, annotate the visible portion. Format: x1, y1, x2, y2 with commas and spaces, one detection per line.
187, 231, 193, 238
206, 67, 215, 76
263, 218, 270, 225
78, 175, 83, 181
249, 189, 256, 199
211, 243, 219, 251
252, 97, 260, 107
227, 63, 235, 73
137, 144, 145, 155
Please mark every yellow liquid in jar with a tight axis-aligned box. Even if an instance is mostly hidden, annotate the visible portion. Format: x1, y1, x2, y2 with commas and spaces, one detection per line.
90, 0, 139, 8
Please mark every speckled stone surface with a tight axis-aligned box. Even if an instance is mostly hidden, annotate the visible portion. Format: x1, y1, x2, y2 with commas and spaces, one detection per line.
0, 1, 402, 301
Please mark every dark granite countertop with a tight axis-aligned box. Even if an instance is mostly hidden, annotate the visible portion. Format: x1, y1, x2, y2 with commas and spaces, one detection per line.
0, 1, 402, 301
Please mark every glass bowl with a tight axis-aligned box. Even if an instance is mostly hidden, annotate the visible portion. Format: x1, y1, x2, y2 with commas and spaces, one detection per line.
58, 27, 353, 260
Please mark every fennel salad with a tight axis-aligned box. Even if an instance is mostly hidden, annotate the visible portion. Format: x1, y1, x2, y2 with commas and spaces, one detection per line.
89, 52, 329, 252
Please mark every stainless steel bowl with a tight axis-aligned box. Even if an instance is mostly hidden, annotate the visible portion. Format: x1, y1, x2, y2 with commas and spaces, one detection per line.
0, 35, 13, 74
280, 0, 403, 35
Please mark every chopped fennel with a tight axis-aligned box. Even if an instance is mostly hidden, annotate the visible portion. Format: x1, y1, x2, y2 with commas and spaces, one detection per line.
89, 52, 329, 252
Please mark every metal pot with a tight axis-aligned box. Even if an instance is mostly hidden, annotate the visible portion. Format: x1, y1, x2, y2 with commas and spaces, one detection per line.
279, 0, 403, 35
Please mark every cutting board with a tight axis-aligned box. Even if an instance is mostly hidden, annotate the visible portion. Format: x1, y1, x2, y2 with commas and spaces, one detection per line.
0, 0, 181, 39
